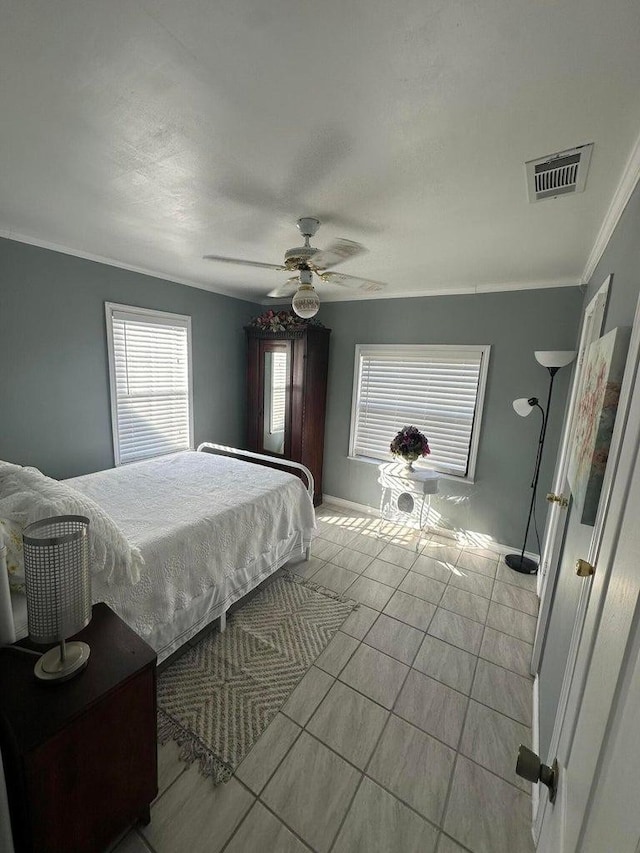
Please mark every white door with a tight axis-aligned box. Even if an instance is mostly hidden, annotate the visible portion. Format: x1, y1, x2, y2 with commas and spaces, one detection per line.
532, 277, 610, 675
537, 292, 640, 852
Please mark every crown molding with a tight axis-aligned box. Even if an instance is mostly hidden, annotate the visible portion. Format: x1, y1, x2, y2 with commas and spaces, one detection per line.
0, 229, 258, 304
582, 130, 640, 284
257, 277, 581, 305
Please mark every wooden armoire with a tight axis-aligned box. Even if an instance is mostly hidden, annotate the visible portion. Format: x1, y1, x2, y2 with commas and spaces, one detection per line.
245, 323, 331, 506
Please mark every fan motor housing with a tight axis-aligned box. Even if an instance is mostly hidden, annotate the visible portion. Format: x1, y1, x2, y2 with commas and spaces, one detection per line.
297, 217, 320, 238
284, 246, 317, 269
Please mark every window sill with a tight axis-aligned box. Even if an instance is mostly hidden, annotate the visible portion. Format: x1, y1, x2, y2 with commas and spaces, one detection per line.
346, 455, 476, 486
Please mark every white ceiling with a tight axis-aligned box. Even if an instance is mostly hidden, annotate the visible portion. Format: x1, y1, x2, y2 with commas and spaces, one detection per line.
1, 0, 640, 303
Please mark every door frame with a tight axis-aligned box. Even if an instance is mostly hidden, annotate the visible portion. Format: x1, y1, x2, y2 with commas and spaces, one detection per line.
534, 288, 640, 846
531, 276, 611, 674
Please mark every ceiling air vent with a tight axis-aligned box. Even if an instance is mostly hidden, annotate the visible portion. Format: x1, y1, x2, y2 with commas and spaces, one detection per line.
526, 143, 593, 202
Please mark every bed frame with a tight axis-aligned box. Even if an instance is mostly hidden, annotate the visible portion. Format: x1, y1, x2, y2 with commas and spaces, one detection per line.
197, 442, 315, 624
196, 442, 314, 498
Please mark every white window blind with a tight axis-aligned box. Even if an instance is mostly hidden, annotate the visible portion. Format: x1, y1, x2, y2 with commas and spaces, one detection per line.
270, 351, 288, 434
106, 304, 193, 465
350, 345, 490, 478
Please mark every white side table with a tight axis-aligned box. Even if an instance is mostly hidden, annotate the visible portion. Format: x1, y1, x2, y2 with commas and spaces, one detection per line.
377, 463, 440, 551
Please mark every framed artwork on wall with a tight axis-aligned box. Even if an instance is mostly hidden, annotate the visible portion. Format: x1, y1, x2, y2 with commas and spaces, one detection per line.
567, 325, 631, 526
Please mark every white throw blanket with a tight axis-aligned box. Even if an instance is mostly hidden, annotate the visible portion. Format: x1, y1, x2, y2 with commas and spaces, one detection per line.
67, 451, 316, 646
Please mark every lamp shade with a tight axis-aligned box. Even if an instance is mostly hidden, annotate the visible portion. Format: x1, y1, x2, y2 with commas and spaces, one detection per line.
23, 515, 92, 681
513, 398, 536, 417
292, 284, 320, 319
535, 350, 576, 369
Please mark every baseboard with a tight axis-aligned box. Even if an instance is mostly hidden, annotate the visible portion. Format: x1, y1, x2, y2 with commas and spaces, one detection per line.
320, 495, 540, 563
322, 494, 380, 516
492, 543, 541, 561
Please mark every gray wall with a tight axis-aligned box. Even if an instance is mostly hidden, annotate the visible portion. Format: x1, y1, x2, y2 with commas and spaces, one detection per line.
318, 287, 582, 548
0, 238, 254, 479
539, 179, 640, 762
584, 181, 640, 333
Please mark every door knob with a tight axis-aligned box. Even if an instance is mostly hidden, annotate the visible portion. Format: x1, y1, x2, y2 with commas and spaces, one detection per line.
546, 492, 568, 508
515, 745, 558, 803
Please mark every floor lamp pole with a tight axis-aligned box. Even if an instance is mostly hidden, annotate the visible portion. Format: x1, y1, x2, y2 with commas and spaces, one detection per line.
506, 368, 558, 574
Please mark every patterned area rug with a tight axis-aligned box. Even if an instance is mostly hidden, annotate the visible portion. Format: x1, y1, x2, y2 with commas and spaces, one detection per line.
157, 571, 356, 783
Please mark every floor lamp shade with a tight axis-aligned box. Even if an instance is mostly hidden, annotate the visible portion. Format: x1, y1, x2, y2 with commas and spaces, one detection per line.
23, 515, 92, 681
535, 351, 577, 369
513, 397, 537, 417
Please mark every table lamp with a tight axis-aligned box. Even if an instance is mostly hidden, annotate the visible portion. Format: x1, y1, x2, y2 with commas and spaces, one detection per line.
22, 515, 92, 681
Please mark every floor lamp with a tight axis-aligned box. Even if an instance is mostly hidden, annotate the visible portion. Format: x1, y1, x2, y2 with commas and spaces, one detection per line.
505, 350, 576, 574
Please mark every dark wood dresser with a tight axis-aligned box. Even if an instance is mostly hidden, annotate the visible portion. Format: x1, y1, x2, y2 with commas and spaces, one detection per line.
0, 603, 157, 853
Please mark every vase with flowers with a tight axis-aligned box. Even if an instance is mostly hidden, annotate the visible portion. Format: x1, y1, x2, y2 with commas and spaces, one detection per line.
390, 425, 431, 470
247, 309, 325, 334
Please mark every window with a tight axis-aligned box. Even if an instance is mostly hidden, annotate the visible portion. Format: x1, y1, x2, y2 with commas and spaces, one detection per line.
105, 303, 194, 465
349, 344, 490, 479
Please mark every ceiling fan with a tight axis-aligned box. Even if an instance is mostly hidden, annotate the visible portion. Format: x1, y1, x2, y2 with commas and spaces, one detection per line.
203, 217, 386, 317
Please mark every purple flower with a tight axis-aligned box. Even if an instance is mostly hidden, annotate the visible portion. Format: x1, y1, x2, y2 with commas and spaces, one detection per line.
390, 425, 431, 459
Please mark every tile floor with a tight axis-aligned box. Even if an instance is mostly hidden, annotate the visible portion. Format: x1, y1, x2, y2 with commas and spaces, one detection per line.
110, 505, 538, 853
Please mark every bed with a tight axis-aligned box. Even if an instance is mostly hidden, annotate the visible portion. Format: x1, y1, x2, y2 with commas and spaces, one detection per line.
2, 444, 316, 663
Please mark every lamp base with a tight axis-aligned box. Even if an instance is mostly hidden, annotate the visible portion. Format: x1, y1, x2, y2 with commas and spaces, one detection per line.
505, 554, 538, 575
34, 641, 90, 682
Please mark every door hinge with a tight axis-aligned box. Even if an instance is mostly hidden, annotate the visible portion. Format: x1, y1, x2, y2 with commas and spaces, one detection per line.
546, 492, 569, 508
576, 558, 595, 577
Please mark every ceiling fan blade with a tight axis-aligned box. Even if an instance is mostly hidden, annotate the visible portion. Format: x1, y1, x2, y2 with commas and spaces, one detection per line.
321, 272, 386, 293
203, 254, 285, 271
267, 281, 299, 298
309, 238, 367, 271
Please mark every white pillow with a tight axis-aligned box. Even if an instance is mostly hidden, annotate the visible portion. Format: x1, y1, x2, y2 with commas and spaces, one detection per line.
0, 465, 144, 585
0, 460, 27, 494
0, 517, 25, 592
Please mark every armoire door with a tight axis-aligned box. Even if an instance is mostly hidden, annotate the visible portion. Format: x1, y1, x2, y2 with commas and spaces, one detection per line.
245, 324, 330, 505
256, 340, 292, 458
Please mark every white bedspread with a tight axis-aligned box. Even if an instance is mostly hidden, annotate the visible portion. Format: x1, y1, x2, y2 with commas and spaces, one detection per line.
66, 451, 316, 658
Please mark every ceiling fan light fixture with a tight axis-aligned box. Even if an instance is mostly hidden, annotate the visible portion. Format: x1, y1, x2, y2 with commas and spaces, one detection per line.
203, 217, 388, 302
292, 284, 320, 319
